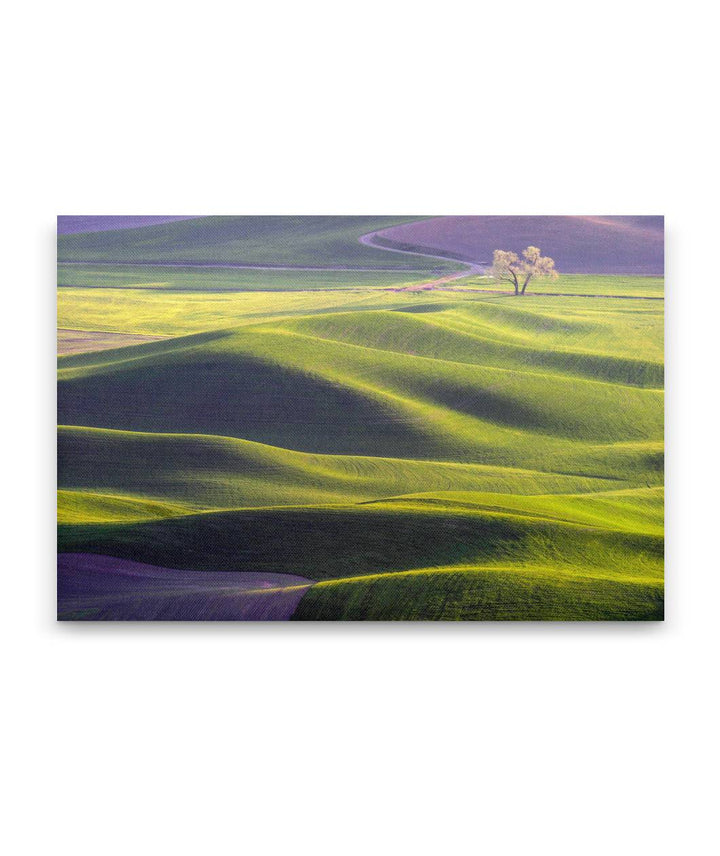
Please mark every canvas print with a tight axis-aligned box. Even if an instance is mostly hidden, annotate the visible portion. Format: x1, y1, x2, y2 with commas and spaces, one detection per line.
57, 216, 664, 621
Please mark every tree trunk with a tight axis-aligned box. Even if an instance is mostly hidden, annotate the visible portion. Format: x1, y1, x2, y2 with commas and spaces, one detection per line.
520, 273, 532, 295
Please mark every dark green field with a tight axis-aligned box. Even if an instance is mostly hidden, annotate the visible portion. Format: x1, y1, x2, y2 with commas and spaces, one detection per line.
57, 215, 455, 269
57, 216, 663, 620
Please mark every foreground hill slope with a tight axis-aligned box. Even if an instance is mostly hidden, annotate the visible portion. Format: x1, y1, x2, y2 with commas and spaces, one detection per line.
58, 489, 663, 620
58, 285, 664, 620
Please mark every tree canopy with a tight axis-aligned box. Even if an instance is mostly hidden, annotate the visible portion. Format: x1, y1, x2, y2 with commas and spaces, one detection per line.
492, 246, 558, 295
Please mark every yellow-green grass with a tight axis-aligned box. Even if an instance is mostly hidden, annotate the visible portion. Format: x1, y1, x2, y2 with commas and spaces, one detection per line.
58, 263, 429, 291
58, 489, 194, 524
58, 499, 662, 584
292, 565, 663, 621
429, 298, 663, 363
278, 309, 663, 386
57, 287, 451, 336
57, 275, 664, 620
58, 424, 664, 621
58, 427, 645, 515
57, 285, 662, 362
454, 273, 664, 298
58, 323, 662, 468
364, 487, 663, 538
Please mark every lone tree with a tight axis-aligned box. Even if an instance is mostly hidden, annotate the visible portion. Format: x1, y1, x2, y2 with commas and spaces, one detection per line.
492, 246, 558, 295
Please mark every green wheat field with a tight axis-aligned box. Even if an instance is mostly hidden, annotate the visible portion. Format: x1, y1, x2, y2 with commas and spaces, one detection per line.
57, 216, 664, 621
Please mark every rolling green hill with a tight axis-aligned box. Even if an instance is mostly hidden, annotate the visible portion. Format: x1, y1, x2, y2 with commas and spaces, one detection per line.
57, 215, 457, 270
59, 427, 630, 513
58, 490, 662, 620
58, 308, 663, 467
57, 223, 664, 620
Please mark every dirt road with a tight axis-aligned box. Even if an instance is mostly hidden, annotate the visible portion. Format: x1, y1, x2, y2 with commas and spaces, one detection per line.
358, 228, 484, 289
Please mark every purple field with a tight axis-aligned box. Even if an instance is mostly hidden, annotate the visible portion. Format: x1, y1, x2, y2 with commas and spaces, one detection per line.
371, 216, 664, 274
58, 554, 313, 621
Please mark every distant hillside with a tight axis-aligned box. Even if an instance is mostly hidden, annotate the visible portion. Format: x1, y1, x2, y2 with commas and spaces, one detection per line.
371, 216, 664, 275
58, 216, 196, 234
57, 215, 449, 270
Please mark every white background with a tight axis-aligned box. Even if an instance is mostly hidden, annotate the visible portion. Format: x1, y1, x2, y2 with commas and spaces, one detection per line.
3, 1, 718, 854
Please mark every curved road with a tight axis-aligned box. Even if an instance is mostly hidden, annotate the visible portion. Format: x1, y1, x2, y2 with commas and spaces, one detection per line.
358, 227, 484, 289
